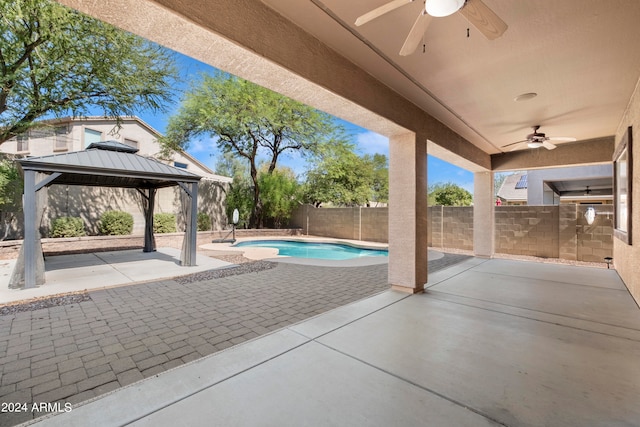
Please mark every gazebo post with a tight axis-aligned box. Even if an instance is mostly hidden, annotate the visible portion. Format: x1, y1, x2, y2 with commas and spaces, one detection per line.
179, 181, 198, 266
188, 182, 198, 265
23, 170, 37, 288
143, 187, 157, 252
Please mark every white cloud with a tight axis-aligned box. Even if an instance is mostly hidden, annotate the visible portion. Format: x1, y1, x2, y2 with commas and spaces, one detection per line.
355, 131, 389, 156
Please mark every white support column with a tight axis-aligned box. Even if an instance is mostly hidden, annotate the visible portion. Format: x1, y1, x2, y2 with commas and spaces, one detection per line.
388, 132, 428, 293
473, 171, 495, 258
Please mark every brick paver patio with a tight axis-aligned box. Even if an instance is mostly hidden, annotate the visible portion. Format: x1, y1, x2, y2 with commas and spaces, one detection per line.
0, 254, 469, 426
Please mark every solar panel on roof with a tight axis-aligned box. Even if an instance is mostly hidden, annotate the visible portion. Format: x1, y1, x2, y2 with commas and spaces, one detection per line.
515, 174, 528, 189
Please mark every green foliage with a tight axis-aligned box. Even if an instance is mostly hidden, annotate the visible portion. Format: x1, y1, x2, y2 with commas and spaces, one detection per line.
197, 212, 212, 231
50, 216, 85, 238
153, 213, 176, 233
303, 139, 384, 207
98, 210, 133, 235
0, 0, 178, 144
161, 72, 339, 227
0, 158, 22, 208
367, 153, 389, 205
428, 182, 473, 206
259, 167, 300, 228
215, 153, 252, 229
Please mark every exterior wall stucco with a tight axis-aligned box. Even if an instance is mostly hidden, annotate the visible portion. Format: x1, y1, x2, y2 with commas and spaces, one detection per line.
613, 76, 640, 305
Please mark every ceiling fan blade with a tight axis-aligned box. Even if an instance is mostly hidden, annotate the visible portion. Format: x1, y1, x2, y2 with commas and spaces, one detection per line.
459, 0, 507, 40
542, 141, 557, 150
355, 0, 414, 26
399, 11, 433, 56
547, 136, 577, 142
501, 139, 527, 148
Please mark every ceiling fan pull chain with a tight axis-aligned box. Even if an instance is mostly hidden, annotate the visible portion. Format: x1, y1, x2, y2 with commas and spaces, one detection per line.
467, 27, 470, 38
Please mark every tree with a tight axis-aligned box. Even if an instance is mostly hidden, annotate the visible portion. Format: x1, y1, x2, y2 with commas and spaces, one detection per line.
162, 72, 338, 227
428, 182, 473, 206
0, 0, 178, 144
366, 153, 388, 206
259, 166, 300, 228
302, 139, 375, 207
0, 156, 22, 240
215, 152, 253, 229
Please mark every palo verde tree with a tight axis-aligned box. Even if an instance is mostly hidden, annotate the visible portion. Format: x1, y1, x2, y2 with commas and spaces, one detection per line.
0, 0, 178, 144
162, 72, 338, 227
303, 139, 380, 207
428, 182, 473, 206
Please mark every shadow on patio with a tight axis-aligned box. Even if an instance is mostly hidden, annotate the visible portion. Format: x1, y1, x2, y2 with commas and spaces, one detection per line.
28, 257, 640, 427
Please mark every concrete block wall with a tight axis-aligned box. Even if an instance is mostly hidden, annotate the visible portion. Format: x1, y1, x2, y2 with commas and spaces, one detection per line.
559, 204, 578, 260
442, 206, 473, 250
427, 206, 443, 247
294, 206, 358, 240
291, 205, 388, 243
576, 205, 614, 262
360, 208, 388, 242
292, 204, 613, 261
494, 206, 560, 258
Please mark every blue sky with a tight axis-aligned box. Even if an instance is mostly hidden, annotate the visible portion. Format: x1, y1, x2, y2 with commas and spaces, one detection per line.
136, 51, 475, 194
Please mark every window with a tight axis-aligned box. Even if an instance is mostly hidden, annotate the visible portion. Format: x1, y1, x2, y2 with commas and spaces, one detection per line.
16, 134, 29, 152
124, 138, 138, 149
613, 126, 632, 245
174, 161, 188, 169
84, 128, 102, 147
53, 126, 69, 151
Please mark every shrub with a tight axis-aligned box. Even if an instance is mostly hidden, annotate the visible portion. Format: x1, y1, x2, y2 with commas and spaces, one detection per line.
153, 213, 176, 233
99, 210, 134, 235
197, 212, 212, 231
50, 216, 85, 238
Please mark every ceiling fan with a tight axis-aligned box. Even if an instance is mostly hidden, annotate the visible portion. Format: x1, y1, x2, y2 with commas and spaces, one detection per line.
502, 125, 577, 152
355, 0, 508, 56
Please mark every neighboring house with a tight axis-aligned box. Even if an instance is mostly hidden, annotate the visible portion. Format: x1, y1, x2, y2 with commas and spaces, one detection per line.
1, 116, 232, 239
496, 172, 528, 205
497, 165, 613, 206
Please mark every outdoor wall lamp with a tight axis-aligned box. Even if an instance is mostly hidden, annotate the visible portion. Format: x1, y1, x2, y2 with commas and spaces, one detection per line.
425, 0, 465, 17
584, 207, 596, 225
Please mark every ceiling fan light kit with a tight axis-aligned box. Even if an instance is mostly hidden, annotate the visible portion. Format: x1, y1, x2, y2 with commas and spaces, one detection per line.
355, 0, 507, 55
425, 0, 465, 17
527, 141, 543, 149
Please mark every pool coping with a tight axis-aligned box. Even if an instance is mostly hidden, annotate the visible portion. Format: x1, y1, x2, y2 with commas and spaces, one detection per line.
199, 236, 443, 267
200, 236, 389, 265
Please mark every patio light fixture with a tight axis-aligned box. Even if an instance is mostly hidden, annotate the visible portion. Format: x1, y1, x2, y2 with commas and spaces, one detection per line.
584, 207, 596, 225
425, 0, 465, 17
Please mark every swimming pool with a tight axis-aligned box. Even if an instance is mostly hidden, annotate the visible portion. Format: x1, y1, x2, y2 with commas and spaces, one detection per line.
234, 240, 388, 260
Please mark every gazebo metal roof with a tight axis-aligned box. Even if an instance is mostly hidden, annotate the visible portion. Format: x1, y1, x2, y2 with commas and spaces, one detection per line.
18, 140, 201, 189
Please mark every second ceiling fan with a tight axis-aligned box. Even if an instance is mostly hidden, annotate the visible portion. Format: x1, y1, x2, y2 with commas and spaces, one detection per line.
355, 0, 508, 56
502, 126, 577, 152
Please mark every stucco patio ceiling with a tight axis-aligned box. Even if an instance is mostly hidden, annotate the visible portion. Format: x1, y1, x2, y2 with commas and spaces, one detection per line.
260, 0, 640, 157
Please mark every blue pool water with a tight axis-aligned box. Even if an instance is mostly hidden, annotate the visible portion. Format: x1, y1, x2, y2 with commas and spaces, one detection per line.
234, 240, 388, 260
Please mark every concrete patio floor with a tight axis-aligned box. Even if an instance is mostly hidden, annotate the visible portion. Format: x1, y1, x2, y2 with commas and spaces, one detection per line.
24, 257, 640, 427
0, 248, 233, 305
